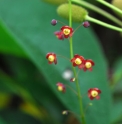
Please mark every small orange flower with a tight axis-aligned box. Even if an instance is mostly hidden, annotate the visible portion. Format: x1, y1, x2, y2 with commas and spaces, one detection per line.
71, 54, 85, 68
88, 88, 101, 100
83, 59, 94, 71
61, 26, 73, 38
46, 53, 57, 64
56, 83, 66, 93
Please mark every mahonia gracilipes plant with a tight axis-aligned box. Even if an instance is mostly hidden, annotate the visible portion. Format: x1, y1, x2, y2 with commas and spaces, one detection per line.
44, 0, 122, 123
46, 4, 101, 124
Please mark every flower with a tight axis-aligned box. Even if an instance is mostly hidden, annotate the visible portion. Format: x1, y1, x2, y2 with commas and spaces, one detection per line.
82, 21, 90, 28
51, 19, 57, 26
88, 88, 101, 100
71, 54, 85, 68
62, 110, 68, 115
56, 82, 66, 93
83, 59, 94, 71
61, 26, 73, 38
46, 53, 57, 64
70, 78, 75, 82
54, 31, 64, 40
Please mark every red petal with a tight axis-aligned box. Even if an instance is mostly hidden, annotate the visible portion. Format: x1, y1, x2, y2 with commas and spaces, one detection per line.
89, 96, 94, 100
73, 62, 77, 67
54, 58, 57, 64
48, 61, 53, 64
96, 95, 100, 100
94, 88, 101, 94
88, 88, 93, 93
46, 53, 51, 59
78, 64, 84, 69
64, 34, 69, 38
71, 58, 75, 62
79, 56, 85, 61
74, 54, 80, 58
88, 68, 92, 71
83, 67, 87, 71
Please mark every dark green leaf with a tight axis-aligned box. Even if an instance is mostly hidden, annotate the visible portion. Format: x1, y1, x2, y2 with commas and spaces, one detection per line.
0, 1, 111, 124
0, 20, 27, 57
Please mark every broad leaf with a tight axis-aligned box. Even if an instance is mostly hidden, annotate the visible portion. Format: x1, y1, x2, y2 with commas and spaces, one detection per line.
0, 20, 27, 57
0, 0, 111, 124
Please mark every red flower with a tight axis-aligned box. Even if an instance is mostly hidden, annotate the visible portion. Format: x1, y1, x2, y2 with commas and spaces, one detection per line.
56, 83, 66, 93
61, 26, 73, 38
54, 31, 64, 40
88, 88, 101, 100
46, 53, 57, 64
71, 54, 85, 68
83, 59, 94, 71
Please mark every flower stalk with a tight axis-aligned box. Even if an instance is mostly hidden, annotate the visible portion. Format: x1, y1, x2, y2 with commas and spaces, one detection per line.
96, 0, 122, 15
68, 0, 86, 123
71, 0, 122, 26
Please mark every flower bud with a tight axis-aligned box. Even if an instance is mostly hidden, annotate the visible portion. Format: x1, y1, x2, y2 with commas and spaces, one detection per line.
111, 0, 122, 18
42, 0, 67, 5
57, 3, 88, 22
83, 21, 90, 28
51, 19, 57, 26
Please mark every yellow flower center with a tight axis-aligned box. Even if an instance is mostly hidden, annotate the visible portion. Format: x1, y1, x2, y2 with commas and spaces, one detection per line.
63, 29, 70, 35
75, 58, 82, 65
48, 55, 54, 62
58, 86, 63, 91
91, 90, 98, 97
85, 62, 92, 68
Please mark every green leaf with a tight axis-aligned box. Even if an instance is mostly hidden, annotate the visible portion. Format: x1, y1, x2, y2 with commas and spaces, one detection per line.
110, 102, 122, 124
0, 109, 41, 124
0, 117, 7, 124
110, 58, 122, 123
0, 0, 111, 124
0, 20, 27, 57
111, 58, 122, 90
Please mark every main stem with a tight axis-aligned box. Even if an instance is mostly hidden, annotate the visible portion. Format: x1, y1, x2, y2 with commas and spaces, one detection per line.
68, 0, 86, 124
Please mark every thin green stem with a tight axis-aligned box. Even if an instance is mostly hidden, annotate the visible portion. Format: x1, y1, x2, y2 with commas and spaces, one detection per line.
96, 0, 122, 15
71, 0, 122, 26
85, 15, 122, 32
68, 0, 86, 124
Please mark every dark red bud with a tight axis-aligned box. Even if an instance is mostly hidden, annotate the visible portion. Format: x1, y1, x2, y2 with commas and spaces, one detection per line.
51, 19, 57, 26
83, 21, 90, 28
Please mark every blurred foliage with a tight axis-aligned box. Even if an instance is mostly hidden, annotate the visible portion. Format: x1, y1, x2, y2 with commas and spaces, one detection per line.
0, 0, 121, 124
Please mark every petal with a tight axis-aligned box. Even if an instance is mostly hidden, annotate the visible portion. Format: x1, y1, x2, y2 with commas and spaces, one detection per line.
88, 68, 92, 71
64, 34, 69, 38
88, 88, 93, 93
94, 88, 101, 94
74, 54, 80, 58
46, 53, 50, 59
73, 62, 77, 67
96, 95, 100, 100
71, 58, 75, 62
54, 58, 57, 64
90, 96, 94, 100
83, 67, 87, 71
78, 64, 84, 69
48, 61, 53, 64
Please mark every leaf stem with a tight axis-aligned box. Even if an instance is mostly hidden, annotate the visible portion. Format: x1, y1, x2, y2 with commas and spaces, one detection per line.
85, 15, 122, 32
96, 0, 122, 15
71, 0, 122, 26
68, 0, 86, 124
